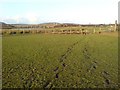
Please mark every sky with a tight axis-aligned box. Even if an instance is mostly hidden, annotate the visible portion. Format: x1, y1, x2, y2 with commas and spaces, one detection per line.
0, 0, 119, 24
118, 1, 120, 24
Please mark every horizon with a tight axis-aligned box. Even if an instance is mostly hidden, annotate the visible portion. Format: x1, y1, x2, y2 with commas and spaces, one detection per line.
0, 21, 117, 25
0, 0, 119, 24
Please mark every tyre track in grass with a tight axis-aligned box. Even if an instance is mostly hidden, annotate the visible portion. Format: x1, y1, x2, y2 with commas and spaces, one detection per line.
17, 35, 117, 88
44, 35, 108, 88
16, 35, 114, 88
82, 36, 115, 88
82, 40, 98, 73
50, 35, 103, 88
82, 36, 110, 88
43, 36, 87, 88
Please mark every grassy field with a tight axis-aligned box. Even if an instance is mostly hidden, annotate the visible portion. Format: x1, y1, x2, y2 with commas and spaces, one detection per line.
2, 32, 118, 88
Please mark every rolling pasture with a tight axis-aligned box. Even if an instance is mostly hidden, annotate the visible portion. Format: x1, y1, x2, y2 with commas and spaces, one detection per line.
2, 32, 118, 88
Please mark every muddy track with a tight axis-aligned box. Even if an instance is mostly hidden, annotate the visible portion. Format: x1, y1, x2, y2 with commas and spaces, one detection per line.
83, 47, 98, 73
87, 61, 97, 73
82, 37, 112, 87
43, 37, 86, 88
20, 36, 111, 88
82, 38, 99, 75
43, 37, 116, 88
83, 47, 91, 59
102, 71, 110, 87
59, 41, 79, 63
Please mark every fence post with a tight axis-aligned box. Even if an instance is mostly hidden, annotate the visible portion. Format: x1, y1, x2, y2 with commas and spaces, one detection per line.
93, 29, 96, 34
115, 20, 117, 31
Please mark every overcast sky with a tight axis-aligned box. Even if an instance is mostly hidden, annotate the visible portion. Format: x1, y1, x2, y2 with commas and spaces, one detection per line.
0, 0, 119, 24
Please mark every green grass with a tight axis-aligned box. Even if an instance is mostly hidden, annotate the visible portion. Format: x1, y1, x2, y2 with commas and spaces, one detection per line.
2, 33, 118, 88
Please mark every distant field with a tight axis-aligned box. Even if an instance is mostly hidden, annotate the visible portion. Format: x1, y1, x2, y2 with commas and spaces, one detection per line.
1, 25, 114, 35
2, 32, 118, 88
101, 32, 118, 37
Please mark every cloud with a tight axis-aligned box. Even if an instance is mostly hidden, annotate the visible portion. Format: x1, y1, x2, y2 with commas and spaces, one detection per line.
0, 17, 38, 24
0, 12, 41, 24
25, 12, 39, 23
0, 0, 41, 3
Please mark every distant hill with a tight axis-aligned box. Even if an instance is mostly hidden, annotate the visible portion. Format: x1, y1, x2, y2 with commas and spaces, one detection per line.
0, 22, 114, 29
0, 22, 15, 29
11, 22, 61, 28
0, 22, 6, 24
